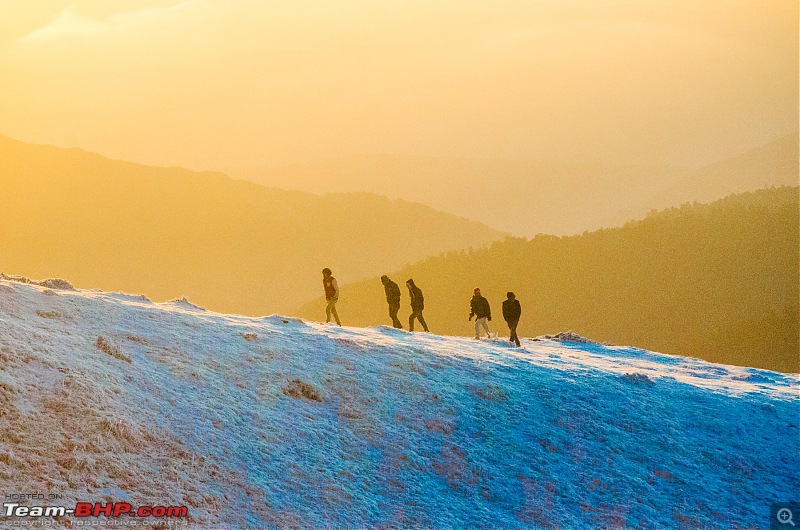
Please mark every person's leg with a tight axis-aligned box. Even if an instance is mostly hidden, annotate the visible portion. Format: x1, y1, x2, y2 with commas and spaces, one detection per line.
417, 311, 429, 332
409, 311, 416, 332
509, 320, 520, 346
325, 299, 332, 323
330, 298, 341, 325
482, 318, 491, 337
390, 303, 402, 328
474, 317, 481, 339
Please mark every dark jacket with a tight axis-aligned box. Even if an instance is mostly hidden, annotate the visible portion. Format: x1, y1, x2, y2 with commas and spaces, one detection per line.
406, 280, 424, 310
470, 294, 491, 319
322, 275, 337, 300
383, 278, 401, 305
502, 299, 521, 322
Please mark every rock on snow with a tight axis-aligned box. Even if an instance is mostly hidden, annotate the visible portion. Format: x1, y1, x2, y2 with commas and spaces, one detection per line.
0, 278, 797, 528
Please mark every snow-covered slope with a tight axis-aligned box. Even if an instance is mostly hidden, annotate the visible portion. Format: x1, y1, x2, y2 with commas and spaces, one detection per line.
0, 277, 797, 528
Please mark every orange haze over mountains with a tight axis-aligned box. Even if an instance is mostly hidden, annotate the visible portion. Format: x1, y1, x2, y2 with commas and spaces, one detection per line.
0, 1, 796, 367
0, 135, 502, 315
230, 132, 798, 236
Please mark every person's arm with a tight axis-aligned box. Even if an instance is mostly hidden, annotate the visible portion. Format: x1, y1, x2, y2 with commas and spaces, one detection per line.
487, 300, 492, 321
332, 278, 339, 297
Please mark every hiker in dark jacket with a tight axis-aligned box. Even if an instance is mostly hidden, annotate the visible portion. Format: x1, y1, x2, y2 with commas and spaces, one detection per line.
405, 279, 429, 332
381, 275, 403, 329
502, 292, 522, 347
469, 287, 492, 339
321, 267, 341, 326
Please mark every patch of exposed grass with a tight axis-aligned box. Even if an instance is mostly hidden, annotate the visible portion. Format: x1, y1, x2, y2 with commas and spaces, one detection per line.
282, 379, 323, 402
96, 336, 132, 363
36, 310, 62, 319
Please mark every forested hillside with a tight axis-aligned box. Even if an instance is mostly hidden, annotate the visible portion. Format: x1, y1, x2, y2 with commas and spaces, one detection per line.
299, 187, 799, 372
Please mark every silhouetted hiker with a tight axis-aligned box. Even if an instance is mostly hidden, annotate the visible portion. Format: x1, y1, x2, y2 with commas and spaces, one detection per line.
322, 268, 341, 326
381, 275, 403, 329
406, 279, 429, 332
469, 287, 492, 339
502, 292, 522, 347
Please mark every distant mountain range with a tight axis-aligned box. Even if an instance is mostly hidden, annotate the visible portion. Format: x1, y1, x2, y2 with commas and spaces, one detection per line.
650, 131, 799, 209
297, 187, 799, 373
230, 131, 798, 237
0, 135, 502, 315
3, 132, 796, 371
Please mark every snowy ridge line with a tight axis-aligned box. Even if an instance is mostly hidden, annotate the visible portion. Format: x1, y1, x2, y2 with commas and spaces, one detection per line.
2, 275, 798, 399
0, 276, 798, 528
0, 273, 76, 291
280, 312, 800, 400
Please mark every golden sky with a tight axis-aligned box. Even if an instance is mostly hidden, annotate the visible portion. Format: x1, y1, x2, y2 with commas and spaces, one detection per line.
0, 0, 796, 171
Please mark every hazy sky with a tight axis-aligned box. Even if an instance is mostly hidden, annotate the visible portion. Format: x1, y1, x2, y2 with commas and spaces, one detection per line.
0, 0, 796, 171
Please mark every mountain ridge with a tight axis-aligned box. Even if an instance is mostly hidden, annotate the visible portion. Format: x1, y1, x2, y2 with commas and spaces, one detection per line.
0, 134, 503, 315
230, 131, 798, 237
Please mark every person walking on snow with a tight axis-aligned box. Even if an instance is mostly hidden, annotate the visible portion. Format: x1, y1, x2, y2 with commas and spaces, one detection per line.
322, 268, 341, 326
381, 275, 403, 329
502, 291, 522, 347
469, 287, 492, 339
406, 279, 429, 332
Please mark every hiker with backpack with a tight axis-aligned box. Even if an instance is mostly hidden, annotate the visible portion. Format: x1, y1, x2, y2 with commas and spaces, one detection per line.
406, 279, 429, 332
321, 268, 341, 326
469, 287, 492, 339
502, 292, 522, 347
381, 275, 403, 329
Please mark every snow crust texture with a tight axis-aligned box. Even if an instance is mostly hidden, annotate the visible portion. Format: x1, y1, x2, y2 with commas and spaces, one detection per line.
0, 278, 797, 528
